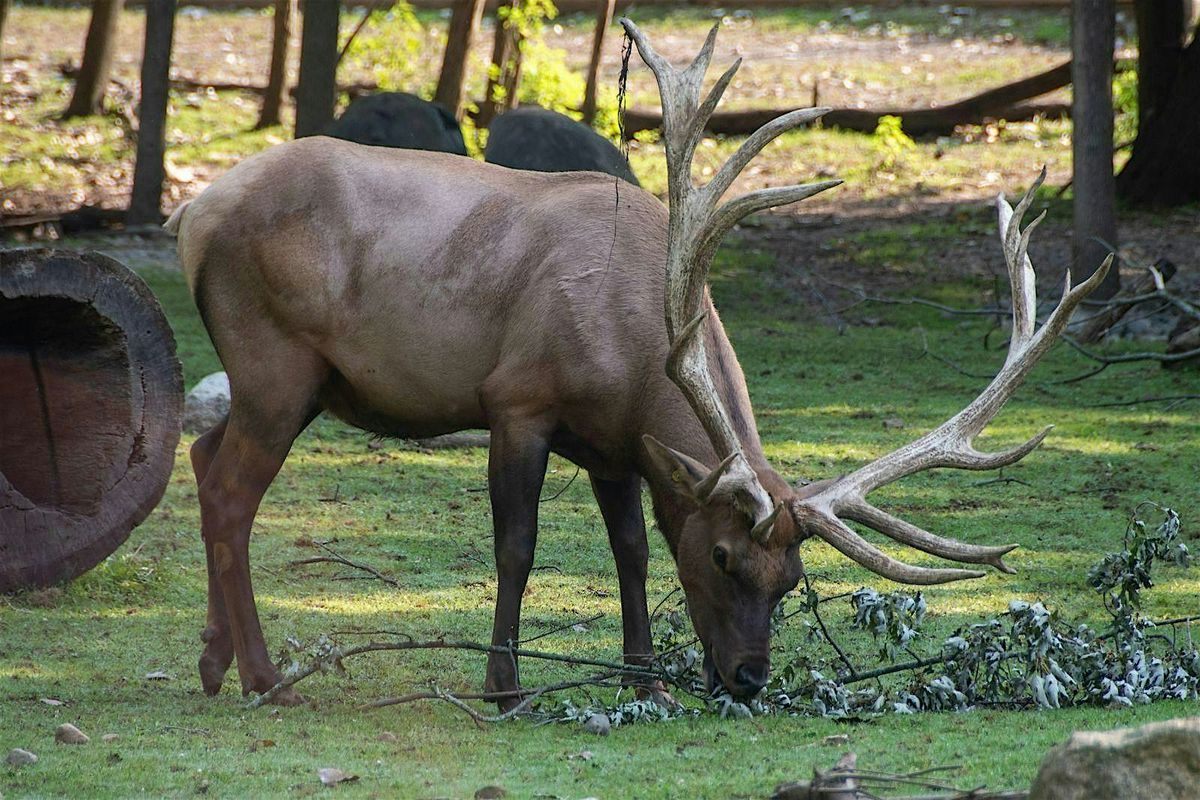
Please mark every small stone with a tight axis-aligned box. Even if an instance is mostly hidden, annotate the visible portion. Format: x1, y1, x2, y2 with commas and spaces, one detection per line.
6, 748, 37, 766
317, 768, 357, 786
55, 723, 89, 744
582, 713, 611, 736
882, 418, 906, 430
144, 670, 172, 681
376, 731, 398, 743
823, 734, 850, 746
183, 372, 231, 434
474, 786, 507, 799
101, 733, 120, 744
39, 697, 64, 706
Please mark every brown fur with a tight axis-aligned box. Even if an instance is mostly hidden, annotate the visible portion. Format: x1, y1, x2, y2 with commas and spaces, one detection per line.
176, 137, 804, 703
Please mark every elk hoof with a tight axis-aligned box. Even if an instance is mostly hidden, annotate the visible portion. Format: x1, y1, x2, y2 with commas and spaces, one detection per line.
636, 681, 680, 711
199, 655, 229, 696
266, 686, 307, 707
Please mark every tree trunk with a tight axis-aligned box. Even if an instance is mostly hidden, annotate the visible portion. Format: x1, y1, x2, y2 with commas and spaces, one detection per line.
0, 249, 182, 593
478, 0, 521, 125
1132, 0, 1187, 138
0, 0, 12, 65
1117, 19, 1200, 205
295, 0, 340, 137
127, 0, 176, 226
1071, 0, 1120, 298
434, 0, 486, 120
63, 0, 126, 118
256, 0, 296, 129
581, 0, 616, 124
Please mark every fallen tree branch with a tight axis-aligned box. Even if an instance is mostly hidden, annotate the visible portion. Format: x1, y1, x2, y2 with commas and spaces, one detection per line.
289, 540, 400, 588
248, 634, 662, 708
361, 672, 622, 713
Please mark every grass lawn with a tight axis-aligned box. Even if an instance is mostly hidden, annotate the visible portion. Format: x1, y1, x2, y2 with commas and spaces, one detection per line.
2, 3, 1197, 797
1, 222, 1197, 797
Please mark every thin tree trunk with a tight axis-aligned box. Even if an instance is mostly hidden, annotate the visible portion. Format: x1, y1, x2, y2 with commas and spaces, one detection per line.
581, 0, 616, 124
294, 0, 340, 138
256, 0, 296, 129
434, 0, 486, 120
0, 0, 12, 65
127, 0, 176, 225
1071, 0, 1120, 298
1117, 20, 1200, 206
478, 0, 520, 125
64, 0, 126, 118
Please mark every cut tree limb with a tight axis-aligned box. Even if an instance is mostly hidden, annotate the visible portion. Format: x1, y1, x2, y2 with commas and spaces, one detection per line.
621, 59, 1077, 138
1075, 259, 1176, 343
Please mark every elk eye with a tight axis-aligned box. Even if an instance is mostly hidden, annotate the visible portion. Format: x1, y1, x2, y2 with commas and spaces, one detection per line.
712, 545, 729, 571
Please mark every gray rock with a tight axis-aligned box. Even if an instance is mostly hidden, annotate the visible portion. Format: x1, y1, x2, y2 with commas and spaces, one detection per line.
325, 93, 467, 155
484, 107, 639, 186
55, 723, 89, 744
183, 371, 230, 434
5, 748, 37, 766
582, 712, 611, 736
1029, 717, 1200, 800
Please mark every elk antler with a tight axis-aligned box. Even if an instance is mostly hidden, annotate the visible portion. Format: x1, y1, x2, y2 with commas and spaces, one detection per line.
622, 19, 840, 539
789, 168, 1113, 584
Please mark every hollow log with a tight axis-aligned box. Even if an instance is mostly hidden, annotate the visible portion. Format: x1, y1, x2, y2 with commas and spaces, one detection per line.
0, 249, 182, 593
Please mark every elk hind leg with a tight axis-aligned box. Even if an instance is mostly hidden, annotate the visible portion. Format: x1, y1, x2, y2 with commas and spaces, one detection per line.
197, 368, 321, 704
191, 416, 236, 695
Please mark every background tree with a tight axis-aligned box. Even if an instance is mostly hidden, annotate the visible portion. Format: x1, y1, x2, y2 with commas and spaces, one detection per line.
434, 0, 485, 120
581, 0, 616, 124
1118, 3, 1200, 205
256, 0, 296, 130
0, 0, 12, 66
294, 0, 340, 137
478, 0, 522, 125
1071, 0, 1120, 298
64, 0, 125, 118
127, 0, 176, 225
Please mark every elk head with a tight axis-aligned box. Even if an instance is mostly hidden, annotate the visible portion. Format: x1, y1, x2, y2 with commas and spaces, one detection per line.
624, 19, 1111, 699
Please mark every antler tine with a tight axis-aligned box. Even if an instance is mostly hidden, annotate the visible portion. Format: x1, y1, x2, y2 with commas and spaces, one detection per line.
790, 501, 987, 585
787, 171, 1113, 584
626, 19, 840, 536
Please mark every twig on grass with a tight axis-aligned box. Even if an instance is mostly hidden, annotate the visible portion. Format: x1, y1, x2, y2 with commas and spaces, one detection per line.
362, 672, 623, 718
289, 540, 400, 588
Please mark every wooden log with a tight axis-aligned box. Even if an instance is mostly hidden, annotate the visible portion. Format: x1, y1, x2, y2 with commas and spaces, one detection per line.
622, 101, 1069, 139
0, 249, 182, 593
1075, 258, 1176, 343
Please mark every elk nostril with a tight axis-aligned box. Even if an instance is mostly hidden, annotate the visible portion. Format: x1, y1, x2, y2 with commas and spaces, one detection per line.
735, 662, 769, 692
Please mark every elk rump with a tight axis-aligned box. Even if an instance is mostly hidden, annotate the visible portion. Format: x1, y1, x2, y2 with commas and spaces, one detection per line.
484, 106, 639, 185
0, 249, 182, 592
324, 92, 468, 155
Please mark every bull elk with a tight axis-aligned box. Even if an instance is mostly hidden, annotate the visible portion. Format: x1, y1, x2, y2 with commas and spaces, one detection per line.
169, 20, 1109, 707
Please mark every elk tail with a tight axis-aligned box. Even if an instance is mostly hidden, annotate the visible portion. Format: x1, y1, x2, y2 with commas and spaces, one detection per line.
163, 201, 190, 236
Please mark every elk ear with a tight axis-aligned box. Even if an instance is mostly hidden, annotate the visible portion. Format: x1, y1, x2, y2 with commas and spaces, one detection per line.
642, 435, 731, 506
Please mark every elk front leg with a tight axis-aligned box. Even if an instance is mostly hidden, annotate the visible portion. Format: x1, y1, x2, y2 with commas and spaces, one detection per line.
483, 417, 551, 711
197, 398, 315, 705
591, 473, 676, 708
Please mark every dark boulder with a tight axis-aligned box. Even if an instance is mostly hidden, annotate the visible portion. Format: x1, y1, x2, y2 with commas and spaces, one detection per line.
325, 92, 468, 155
484, 107, 638, 185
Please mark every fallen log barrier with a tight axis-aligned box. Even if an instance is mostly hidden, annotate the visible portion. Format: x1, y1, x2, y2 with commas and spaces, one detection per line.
0, 249, 182, 592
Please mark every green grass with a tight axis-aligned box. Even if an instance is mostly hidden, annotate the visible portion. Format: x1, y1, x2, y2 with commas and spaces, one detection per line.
2, 232, 1198, 798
